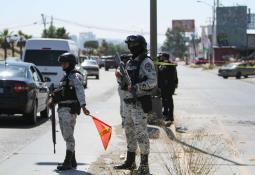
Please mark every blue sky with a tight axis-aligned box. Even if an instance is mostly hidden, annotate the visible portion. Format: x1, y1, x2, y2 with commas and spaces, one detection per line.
0, 0, 254, 43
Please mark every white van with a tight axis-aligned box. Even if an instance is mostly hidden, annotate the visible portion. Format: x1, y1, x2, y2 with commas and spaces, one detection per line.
23, 38, 86, 88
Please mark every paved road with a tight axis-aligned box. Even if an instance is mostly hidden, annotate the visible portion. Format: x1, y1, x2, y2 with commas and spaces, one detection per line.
1, 64, 255, 174
0, 68, 120, 164
174, 65, 255, 174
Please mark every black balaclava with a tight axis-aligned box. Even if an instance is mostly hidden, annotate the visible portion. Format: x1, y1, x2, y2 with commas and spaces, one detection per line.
129, 45, 145, 58
63, 63, 75, 75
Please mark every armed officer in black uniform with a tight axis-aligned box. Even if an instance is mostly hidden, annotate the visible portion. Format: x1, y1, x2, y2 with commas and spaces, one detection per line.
158, 53, 178, 124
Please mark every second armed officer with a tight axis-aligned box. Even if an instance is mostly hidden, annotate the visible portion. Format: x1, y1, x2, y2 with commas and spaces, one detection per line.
114, 35, 157, 175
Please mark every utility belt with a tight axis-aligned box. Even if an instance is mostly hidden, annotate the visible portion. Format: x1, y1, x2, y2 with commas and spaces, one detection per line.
124, 95, 152, 113
58, 100, 81, 115
121, 86, 128, 91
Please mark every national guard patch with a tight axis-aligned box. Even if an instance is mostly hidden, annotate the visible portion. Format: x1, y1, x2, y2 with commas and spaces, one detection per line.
145, 63, 152, 71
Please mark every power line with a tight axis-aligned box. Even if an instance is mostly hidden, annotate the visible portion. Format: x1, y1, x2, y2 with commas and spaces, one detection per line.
0, 22, 39, 31
44, 15, 165, 36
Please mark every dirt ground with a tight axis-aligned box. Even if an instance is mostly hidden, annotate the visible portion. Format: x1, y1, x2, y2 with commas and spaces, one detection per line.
88, 125, 175, 175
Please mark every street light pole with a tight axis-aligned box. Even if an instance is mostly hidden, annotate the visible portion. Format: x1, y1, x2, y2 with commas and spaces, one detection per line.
197, 0, 217, 67
150, 0, 157, 60
212, 0, 216, 66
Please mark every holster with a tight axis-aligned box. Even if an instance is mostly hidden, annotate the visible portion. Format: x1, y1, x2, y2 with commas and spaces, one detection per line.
59, 102, 81, 115
70, 103, 81, 115
138, 95, 152, 113
52, 88, 63, 103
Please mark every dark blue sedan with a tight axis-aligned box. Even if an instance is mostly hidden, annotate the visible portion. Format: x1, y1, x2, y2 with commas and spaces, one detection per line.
0, 60, 49, 124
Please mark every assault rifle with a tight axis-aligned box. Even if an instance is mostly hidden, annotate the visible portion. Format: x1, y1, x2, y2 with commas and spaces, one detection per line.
49, 84, 56, 154
115, 53, 136, 99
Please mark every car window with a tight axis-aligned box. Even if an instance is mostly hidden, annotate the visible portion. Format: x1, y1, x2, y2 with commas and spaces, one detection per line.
238, 64, 247, 68
30, 66, 41, 82
34, 67, 44, 82
223, 63, 237, 68
0, 65, 27, 78
24, 50, 67, 66
83, 60, 97, 65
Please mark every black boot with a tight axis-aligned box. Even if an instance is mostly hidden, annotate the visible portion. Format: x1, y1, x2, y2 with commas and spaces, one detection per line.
114, 151, 136, 170
72, 151, 77, 168
57, 150, 73, 171
136, 154, 150, 175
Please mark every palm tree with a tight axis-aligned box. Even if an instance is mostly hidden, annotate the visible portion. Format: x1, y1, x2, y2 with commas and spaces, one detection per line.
17, 30, 32, 58
0, 29, 13, 58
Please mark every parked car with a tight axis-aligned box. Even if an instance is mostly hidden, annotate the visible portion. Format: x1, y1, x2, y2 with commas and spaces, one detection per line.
104, 56, 117, 71
192, 57, 209, 65
79, 56, 88, 63
81, 60, 99, 79
0, 60, 49, 124
97, 58, 104, 68
218, 62, 255, 79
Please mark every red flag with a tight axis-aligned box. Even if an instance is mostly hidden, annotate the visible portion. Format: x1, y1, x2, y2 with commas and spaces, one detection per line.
91, 116, 112, 150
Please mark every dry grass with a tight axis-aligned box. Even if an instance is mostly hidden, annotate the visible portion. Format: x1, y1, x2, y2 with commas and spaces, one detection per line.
165, 129, 227, 175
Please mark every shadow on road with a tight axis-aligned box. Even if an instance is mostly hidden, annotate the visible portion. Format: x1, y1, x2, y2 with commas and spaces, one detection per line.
36, 162, 87, 166
36, 162, 93, 175
0, 115, 49, 129
56, 170, 94, 175
36, 162, 94, 175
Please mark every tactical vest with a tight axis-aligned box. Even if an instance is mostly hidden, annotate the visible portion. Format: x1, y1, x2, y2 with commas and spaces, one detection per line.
126, 55, 147, 85
60, 70, 81, 103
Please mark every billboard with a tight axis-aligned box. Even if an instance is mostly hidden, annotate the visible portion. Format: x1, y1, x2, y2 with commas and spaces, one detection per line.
172, 20, 195, 32
217, 6, 247, 48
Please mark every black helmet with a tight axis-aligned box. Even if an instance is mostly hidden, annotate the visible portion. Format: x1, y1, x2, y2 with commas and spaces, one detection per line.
161, 53, 170, 60
125, 35, 147, 50
58, 53, 77, 64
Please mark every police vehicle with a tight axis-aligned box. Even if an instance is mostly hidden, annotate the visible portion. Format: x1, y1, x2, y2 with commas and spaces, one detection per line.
218, 62, 255, 79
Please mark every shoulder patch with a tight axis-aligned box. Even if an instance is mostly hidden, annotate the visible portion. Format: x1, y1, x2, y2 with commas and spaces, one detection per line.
145, 62, 153, 71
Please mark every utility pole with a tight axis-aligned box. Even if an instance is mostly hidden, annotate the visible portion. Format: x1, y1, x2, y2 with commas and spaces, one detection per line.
150, 0, 163, 124
41, 14, 47, 31
246, 8, 251, 59
211, 0, 216, 67
150, 0, 157, 60
50, 16, 54, 27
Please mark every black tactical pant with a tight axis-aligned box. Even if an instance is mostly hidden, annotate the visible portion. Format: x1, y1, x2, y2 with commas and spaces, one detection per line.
162, 93, 174, 121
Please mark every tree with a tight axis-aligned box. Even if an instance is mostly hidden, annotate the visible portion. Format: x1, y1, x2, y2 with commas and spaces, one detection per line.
17, 30, 32, 58
0, 29, 12, 58
42, 25, 70, 39
55, 27, 69, 39
161, 28, 187, 59
84, 40, 99, 55
97, 39, 129, 56
84, 40, 99, 50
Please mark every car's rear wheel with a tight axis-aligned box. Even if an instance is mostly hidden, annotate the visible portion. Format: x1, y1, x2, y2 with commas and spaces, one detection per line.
105, 68, 109, 71
40, 105, 49, 118
223, 76, 228, 79
27, 102, 37, 125
96, 75, 99, 79
236, 72, 241, 79
244, 75, 248, 78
